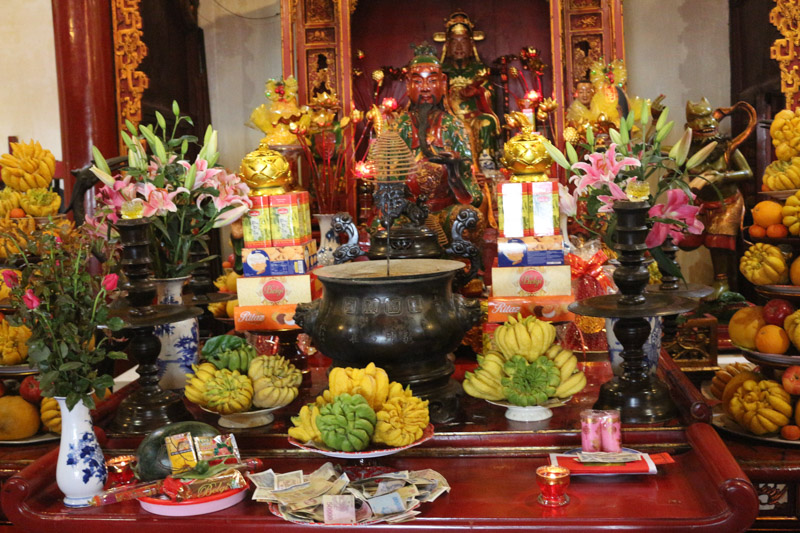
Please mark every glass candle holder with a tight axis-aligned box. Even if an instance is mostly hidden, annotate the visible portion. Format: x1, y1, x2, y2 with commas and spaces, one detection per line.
601, 409, 622, 452
106, 455, 136, 487
536, 465, 571, 507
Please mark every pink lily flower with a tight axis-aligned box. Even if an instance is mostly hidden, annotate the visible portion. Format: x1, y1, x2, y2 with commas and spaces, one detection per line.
597, 180, 632, 213
645, 189, 704, 248
571, 143, 641, 194
140, 183, 189, 217
213, 204, 249, 228
22, 289, 40, 310
557, 183, 577, 217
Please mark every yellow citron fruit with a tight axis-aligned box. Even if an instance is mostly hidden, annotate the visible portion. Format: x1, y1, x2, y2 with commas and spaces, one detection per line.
728, 306, 766, 350
226, 298, 238, 318
226, 271, 240, 292
0, 396, 40, 440
752, 201, 784, 228
791, 256, 800, 286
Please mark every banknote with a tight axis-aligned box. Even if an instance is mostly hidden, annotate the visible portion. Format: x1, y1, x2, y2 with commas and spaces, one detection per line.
577, 452, 641, 463
323, 494, 356, 524
275, 470, 305, 489
367, 491, 406, 516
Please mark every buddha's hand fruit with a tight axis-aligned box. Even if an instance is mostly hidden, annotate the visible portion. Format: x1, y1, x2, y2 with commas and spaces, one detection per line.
493, 314, 556, 362
728, 379, 793, 435
0, 320, 31, 365
740, 243, 788, 285
19, 188, 60, 217
202, 369, 254, 415
0, 189, 21, 218
315, 393, 377, 452
0, 140, 55, 191
770, 108, 800, 161
327, 363, 390, 411
288, 403, 323, 445
373, 395, 430, 448
501, 355, 561, 406
248, 354, 301, 408
709, 362, 757, 400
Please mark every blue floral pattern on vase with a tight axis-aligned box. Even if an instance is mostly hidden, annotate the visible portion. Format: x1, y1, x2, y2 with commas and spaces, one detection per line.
155, 277, 199, 390
66, 431, 108, 484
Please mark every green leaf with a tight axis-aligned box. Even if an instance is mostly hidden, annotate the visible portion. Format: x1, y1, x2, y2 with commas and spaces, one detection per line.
542, 140, 571, 170
106, 316, 125, 331
93, 374, 114, 391
107, 350, 128, 360
91, 146, 111, 175
586, 126, 594, 148
59, 361, 83, 372
650, 245, 685, 283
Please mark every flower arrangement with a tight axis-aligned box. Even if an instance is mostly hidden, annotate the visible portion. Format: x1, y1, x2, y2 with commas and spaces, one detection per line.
4, 227, 126, 410
89, 102, 251, 278
544, 103, 718, 271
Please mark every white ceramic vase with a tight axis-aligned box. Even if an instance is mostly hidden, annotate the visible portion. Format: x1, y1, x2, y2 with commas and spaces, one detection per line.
55, 397, 107, 507
605, 316, 662, 377
154, 276, 199, 390
314, 214, 338, 266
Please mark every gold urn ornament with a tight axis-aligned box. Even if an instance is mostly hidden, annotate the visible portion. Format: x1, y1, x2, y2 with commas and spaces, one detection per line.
501, 111, 552, 182
239, 145, 293, 196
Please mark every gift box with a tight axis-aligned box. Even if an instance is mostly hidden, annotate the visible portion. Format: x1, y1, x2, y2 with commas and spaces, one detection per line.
242, 240, 317, 277
497, 235, 565, 267
236, 272, 321, 306
269, 191, 311, 246
497, 181, 530, 238
487, 295, 575, 323
491, 263, 572, 297
234, 304, 300, 331
243, 195, 272, 248
529, 180, 559, 237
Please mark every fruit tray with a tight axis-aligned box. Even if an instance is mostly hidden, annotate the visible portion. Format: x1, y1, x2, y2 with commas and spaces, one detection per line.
711, 405, 800, 447
288, 424, 435, 459
737, 345, 800, 370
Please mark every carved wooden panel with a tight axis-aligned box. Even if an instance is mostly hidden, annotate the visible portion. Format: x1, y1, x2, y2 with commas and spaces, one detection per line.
304, 0, 334, 24
570, 13, 602, 30
306, 27, 335, 44
571, 34, 604, 82
111, 0, 149, 155
570, 0, 601, 9
306, 48, 338, 97
771, 0, 800, 109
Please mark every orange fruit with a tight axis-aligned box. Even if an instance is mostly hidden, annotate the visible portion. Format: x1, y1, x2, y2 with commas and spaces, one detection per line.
781, 425, 800, 441
221, 261, 233, 269
8, 208, 25, 219
728, 306, 766, 349
752, 200, 784, 227
767, 224, 789, 238
755, 324, 790, 354
791, 257, 800, 286
749, 225, 766, 239
763, 182, 771, 192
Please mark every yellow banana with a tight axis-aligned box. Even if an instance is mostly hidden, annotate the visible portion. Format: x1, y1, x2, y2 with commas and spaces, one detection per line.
554, 371, 586, 398
514, 322, 531, 354
553, 349, 572, 368
559, 355, 578, 382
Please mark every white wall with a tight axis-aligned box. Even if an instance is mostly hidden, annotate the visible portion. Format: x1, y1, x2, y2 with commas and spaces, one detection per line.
624, 0, 731, 286
0, 0, 62, 159
198, 0, 283, 172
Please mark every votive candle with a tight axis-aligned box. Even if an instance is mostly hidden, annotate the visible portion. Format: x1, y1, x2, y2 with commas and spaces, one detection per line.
580, 409, 604, 452
536, 465, 571, 507
601, 410, 622, 452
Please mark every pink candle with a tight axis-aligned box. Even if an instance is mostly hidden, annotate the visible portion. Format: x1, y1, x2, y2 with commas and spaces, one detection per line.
580, 410, 604, 452
601, 410, 622, 452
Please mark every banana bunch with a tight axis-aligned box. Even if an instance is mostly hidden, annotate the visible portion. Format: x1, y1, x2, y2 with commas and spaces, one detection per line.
288, 403, 323, 444
0, 189, 20, 218
248, 354, 302, 408
728, 379, 793, 435
493, 314, 556, 362
545, 345, 588, 398
764, 158, 800, 191
208, 301, 228, 318
0, 140, 56, 191
184, 362, 219, 407
326, 362, 390, 411
463, 352, 507, 401
207, 344, 257, 373
0, 320, 31, 365
771, 107, 800, 161
204, 368, 254, 415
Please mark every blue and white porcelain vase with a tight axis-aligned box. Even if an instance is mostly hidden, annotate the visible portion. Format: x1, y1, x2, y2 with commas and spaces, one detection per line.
154, 276, 199, 390
605, 316, 662, 377
55, 397, 106, 507
314, 214, 337, 266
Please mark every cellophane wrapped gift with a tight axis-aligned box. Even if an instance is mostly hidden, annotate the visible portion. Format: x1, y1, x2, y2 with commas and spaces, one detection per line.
560, 239, 617, 352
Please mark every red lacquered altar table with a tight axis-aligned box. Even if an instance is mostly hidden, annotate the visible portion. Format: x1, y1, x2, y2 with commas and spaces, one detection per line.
0, 356, 758, 532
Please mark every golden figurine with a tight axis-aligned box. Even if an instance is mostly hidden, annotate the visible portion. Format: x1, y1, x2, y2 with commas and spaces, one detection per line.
678, 97, 757, 298
501, 111, 552, 182
565, 78, 595, 130
238, 145, 293, 196
247, 77, 310, 147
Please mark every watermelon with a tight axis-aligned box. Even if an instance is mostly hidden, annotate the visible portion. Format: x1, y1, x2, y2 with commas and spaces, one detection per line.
134, 421, 219, 481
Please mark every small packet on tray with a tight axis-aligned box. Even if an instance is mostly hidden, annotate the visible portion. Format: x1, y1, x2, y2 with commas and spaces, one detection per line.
164, 432, 198, 475
194, 434, 241, 462
162, 468, 248, 501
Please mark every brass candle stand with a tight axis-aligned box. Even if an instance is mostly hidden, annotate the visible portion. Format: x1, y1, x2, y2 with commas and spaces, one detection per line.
569, 201, 696, 424
110, 218, 203, 434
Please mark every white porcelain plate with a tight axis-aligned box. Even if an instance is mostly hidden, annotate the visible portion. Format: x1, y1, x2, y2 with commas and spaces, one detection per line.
487, 397, 571, 422
200, 405, 284, 429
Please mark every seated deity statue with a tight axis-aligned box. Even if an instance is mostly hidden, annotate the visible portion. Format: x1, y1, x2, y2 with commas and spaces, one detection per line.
434, 11, 501, 170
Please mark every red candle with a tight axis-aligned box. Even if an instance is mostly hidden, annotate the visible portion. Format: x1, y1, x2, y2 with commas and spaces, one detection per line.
536, 465, 570, 507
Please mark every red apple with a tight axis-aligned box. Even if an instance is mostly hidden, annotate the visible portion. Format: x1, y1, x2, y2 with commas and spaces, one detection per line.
764, 299, 796, 327
19, 375, 41, 404
783, 365, 800, 395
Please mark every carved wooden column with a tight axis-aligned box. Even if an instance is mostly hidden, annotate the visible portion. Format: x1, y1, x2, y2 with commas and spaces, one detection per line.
771, 0, 800, 109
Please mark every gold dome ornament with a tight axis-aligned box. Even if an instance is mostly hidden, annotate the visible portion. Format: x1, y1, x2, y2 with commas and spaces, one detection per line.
501, 111, 552, 182
239, 145, 293, 196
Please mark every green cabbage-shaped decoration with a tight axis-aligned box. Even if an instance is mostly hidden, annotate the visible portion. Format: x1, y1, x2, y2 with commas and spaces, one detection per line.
316, 393, 377, 452
501, 355, 561, 406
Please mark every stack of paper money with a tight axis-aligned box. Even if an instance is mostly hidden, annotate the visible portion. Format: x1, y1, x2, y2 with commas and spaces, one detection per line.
248, 463, 450, 524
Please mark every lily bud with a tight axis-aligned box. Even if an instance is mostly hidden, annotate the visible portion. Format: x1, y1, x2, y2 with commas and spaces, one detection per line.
686, 141, 718, 170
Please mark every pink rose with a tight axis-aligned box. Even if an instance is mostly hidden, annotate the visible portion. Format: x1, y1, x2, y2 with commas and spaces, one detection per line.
102, 273, 119, 292
22, 289, 40, 310
2, 270, 18, 288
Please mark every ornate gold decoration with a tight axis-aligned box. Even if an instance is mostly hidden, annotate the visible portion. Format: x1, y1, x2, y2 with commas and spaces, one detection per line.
571, 34, 603, 81
239, 146, 293, 196
111, 0, 149, 155
667, 316, 718, 367
578, 15, 599, 28
305, 0, 334, 23
570, 0, 601, 8
771, 0, 800, 109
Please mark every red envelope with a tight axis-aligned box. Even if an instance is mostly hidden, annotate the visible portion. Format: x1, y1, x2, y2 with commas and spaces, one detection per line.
549, 453, 666, 475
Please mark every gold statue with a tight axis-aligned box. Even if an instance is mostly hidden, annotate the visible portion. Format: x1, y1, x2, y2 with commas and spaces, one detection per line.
247, 77, 310, 147
434, 11, 501, 169
501, 111, 552, 181
679, 97, 757, 298
565, 78, 595, 130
